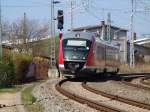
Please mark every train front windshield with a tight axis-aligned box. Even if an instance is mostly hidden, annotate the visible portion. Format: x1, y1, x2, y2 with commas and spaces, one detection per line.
63, 39, 92, 61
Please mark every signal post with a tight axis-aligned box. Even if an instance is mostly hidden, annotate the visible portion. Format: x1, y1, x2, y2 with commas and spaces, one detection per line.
48, 9, 64, 78
58, 10, 64, 78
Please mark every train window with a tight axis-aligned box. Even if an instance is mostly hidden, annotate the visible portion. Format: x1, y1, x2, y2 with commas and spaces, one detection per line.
67, 40, 86, 47
63, 39, 92, 52
106, 46, 119, 60
62, 39, 92, 61
96, 45, 105, 59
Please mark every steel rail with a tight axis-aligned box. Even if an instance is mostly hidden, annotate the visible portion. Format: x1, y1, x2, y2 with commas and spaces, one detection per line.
140, 77, 150, 87
122, 81, 150, 91
82, 82, 150, 110
55, 79, 123, 112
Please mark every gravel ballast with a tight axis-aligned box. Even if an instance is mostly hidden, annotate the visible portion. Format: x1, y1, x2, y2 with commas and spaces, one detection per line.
32, 79, 96, 112
63, 81, 150, 112
87, 80, 150, 105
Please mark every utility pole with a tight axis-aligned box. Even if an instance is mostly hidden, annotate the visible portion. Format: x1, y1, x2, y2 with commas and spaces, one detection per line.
70, 0, 73, 30
102, 8, 105, 21
0, 0, 2, 60
50, 0, 60, 68
23, 13, 27, 44
107, 13, 111, 41
130, 0, 135, 67
50, 0, 56, 68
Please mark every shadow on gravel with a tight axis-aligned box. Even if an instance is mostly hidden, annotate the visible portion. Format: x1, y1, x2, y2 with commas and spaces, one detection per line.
119, 73, 150, 76
119, 73, 150, 82
67, 72, 150, 83
67, 74, 122, 83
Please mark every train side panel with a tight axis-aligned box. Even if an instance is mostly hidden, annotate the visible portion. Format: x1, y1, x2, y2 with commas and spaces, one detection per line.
94, 42, 106, 70
105, 45, 120, 72
84, 37, 96, 68
86, 40, 120, 73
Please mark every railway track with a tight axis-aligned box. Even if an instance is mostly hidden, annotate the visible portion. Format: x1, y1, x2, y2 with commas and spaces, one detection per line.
140, 77, 150, 87
55, 78, 150, 112
122, 81, 150, 91
82, 81, 150, 110
119, 74, 150, 91
55, 79, 123, 112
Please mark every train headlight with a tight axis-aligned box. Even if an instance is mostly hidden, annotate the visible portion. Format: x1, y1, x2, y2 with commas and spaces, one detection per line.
86, 47, 89, 50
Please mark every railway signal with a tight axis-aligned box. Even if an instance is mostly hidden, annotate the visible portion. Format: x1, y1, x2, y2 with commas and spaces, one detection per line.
57, 10, 64, 30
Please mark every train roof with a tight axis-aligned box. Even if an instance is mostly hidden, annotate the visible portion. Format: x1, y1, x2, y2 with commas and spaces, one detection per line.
63, 32, 95, 41
63, 31, 120, 49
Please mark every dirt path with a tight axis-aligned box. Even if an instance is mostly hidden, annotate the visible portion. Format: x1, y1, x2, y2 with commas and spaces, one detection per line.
0, 91, 26, 112
15, 91, 26, 112
0, 93, 17, 112
0, 93, 17, 106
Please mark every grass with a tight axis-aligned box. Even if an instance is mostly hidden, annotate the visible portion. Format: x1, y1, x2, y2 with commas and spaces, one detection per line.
0, 85, 22, 93
22, 85, 36, 104
22, 85, 44, 112
119, 64, 150, 74
25, 103, 44, 112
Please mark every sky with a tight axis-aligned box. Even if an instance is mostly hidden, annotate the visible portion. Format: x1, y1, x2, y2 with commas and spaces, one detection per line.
1, 0, 150, 38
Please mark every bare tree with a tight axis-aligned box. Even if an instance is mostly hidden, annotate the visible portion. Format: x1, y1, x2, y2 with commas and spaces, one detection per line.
3, 13, 49, 54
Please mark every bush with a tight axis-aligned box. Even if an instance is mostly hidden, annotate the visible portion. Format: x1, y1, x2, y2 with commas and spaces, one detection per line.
0, 55, 15, 87
33, 57, 49, 79
14, 53, 33, 83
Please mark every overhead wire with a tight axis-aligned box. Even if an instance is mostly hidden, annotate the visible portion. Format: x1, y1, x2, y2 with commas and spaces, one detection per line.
85, 9, 101, 20
2, 0, 150, 32
135, 14, 150, 23
3, 0, 51, 5
2, 0, 52, 8
1, 5, 50, 8
84, 2, 131, 22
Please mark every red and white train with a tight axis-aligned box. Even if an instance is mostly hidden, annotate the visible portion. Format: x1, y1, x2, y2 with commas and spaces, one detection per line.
58, 32, 120, 77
